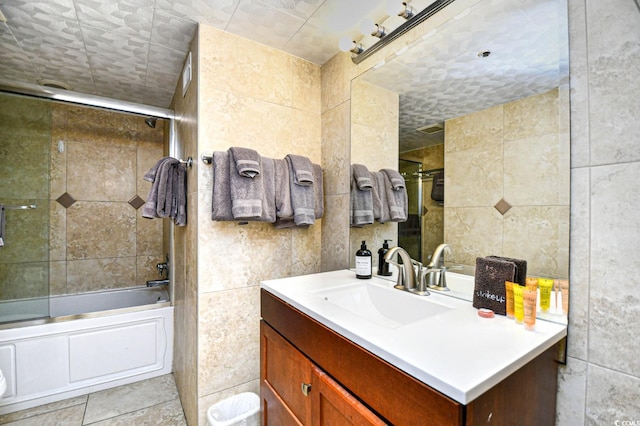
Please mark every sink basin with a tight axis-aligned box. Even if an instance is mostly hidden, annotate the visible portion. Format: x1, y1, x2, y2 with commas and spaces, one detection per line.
311, 282, 454, 329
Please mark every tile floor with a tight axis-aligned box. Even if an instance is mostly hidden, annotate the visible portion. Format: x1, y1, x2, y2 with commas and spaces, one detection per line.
0, 374, 186, 425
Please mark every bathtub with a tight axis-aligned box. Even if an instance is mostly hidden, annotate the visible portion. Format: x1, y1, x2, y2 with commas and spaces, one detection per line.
0, 286, 173, 415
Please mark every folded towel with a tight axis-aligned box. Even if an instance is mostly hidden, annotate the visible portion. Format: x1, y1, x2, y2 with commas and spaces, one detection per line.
431, 171, 444, 203
487, 256, 527, 287
0, 204, 5, 248
274, 158, 293, 219
287, 156, 315, 226
229, 146, 261, 178
211, 151, 234, 221
381, 169, 408, 222
286, 154, 314, 186
372, 171, 390, 223
351, 164, 373, 190
350, 167, 374, 227
473, 257, 517, 315
229, 147, 262, 219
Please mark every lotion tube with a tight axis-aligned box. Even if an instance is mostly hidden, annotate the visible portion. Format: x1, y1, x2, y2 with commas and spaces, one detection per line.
512, 284, 525, 324
557, 279, 569, 314
505, 281, 515, 319
538, 278, 554, 312
523, 289, 538, 331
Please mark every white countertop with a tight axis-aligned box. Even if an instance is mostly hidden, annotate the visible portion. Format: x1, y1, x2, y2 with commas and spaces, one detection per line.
261, 269, 567, 405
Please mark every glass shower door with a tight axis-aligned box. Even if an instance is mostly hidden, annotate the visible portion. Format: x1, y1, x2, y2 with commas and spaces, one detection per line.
398, 159, 422, 262
0, 92, 51, 323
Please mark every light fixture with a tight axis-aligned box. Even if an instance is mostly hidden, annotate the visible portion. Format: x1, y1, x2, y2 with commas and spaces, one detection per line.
386, 1, 415, 19
338, 36, 364, 54
360, 18, 387, 38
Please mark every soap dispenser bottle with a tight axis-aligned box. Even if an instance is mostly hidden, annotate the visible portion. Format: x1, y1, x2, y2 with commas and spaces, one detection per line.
377, 239, 392, 276
355, 240, 372, 279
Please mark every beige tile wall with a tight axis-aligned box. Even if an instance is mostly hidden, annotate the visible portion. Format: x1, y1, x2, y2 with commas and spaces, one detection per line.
193, 24, 322, 425
444, 88, 570, 279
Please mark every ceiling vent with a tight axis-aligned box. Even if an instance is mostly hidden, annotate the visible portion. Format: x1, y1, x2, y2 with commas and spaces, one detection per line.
416, 123, 444, 135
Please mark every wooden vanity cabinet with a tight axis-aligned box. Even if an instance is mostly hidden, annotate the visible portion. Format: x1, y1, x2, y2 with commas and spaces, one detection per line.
261, 289, 559, 426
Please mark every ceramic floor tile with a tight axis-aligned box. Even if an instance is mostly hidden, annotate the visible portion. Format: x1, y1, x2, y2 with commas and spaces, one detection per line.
86, 398, 186, 426
2, 404, 85, 425
82, 375, 179, 424
0, 396, 87, 424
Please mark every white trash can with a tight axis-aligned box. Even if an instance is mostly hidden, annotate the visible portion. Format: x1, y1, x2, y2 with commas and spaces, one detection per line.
207, 392, 260, 426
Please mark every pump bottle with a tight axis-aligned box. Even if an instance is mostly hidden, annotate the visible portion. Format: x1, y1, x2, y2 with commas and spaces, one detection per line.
355, 240, 372, 279
377, 239, 392, 276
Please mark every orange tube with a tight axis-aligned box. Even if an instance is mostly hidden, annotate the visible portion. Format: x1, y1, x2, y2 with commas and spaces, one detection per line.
558, 279, 569, 314
505, 281, 515, 319
513, 284, 525, 324
525, 277, 539, 292
523, 289, 538, 331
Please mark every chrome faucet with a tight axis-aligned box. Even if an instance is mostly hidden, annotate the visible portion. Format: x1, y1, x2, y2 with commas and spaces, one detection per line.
426, 244, 452, 291
383, 246, 423, 293
147, 257, 170, 287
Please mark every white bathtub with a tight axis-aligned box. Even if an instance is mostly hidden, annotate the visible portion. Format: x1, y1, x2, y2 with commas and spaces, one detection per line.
0, 286, 174, 415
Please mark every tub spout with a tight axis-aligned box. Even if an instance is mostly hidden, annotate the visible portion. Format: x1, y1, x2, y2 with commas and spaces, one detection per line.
146, 279, 169, 287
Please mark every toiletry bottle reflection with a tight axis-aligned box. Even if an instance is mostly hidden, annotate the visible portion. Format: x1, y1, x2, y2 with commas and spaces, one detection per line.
377, 239, 392, 276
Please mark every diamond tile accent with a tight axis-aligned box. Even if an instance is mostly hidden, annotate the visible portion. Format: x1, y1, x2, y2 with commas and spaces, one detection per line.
56, 192, 76, 208
128, 195, 145, 210
494, 198, 512, 215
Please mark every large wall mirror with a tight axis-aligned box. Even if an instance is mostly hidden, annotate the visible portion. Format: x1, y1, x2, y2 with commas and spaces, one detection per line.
349, 0, 570, 319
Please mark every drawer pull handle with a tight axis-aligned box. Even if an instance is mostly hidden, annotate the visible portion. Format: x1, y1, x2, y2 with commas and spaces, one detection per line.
301, 383, 312, 396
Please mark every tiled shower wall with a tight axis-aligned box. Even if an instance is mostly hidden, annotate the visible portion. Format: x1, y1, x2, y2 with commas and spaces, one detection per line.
48, 104, 166, 295
444, 88, 570, 278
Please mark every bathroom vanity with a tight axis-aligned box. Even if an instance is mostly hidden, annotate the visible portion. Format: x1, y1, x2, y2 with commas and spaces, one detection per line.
260, 270, 567, 425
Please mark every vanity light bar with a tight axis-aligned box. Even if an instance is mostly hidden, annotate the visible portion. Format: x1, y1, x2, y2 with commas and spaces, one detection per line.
351, 0, 456, 64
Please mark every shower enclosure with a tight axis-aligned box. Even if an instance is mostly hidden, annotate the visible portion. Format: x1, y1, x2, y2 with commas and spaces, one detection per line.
398, 159, 423, 262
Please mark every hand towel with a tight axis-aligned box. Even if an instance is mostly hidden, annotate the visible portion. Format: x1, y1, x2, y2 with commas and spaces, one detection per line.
351, 163, 373, 190
372, 171, 390, 223
286, 154, 314, 186
430, 171, 444, 203
0, 204, 5, 248
274, 158, 293, 219
287, 155, 315, 226
211, 151, 234, 221
473, 257, 517, 315
157, 160, 176, 218
381, 169, 408, 222
143, 157, 178, 219
487, 255, 527, 287
229, 146, 261, 178
229, 147, 262, 219
258, 156, 276, 223
350, 167, 374, 227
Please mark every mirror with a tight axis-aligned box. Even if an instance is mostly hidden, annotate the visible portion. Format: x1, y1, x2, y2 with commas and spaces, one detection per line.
349, 0, 570, 320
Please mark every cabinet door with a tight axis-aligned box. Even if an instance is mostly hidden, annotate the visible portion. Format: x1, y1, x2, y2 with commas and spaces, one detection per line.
310, 365, 387, 426
261, 322, 311, 425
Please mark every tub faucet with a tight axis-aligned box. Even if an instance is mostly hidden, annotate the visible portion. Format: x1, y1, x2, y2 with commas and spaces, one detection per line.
383, 246, 420, 292
146, 278, 169, 287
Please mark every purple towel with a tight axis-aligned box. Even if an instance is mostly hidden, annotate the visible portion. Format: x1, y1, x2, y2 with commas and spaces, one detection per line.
473, 257, 517, 315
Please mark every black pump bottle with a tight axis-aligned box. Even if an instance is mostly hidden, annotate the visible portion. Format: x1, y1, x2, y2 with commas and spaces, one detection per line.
377, 239, 392, 276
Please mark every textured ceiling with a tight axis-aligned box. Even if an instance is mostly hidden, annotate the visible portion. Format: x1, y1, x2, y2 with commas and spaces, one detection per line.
361, 0, 569, 152
0, 0, 441, 108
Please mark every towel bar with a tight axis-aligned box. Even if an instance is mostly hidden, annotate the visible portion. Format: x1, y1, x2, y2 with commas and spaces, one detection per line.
179, 157, 193, 168
3, 204, 37, 210
201, 155, 212, 164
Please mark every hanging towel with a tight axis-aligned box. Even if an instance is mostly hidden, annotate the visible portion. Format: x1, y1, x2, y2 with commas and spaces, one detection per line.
381, 169, 408, 222
431, 171, 444, 203
258, 156, 276, 223
313, 163, 324, 219
0, 204, 5, 248
142, 157, 187, 226
351, 164, 373, 190
350, 166, 374, 227
211, 151, 234, 221
229, 146, 261, 178
286, 154, 314, 186
229, 147, 262, 219
287, 155, 315, 226
142, 157, 173, 219
274, 158, 293, 219
372, 171, 390, 223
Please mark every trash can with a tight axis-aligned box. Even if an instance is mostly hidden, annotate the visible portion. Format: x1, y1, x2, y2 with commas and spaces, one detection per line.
207, 392, 260, 426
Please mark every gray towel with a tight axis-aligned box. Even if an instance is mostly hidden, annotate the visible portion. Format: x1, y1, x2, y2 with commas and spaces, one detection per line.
313, 163, 324, 219
350, 167, 374, 227
0, 204, 5, 248
381, 169, 408, 222
274, 158, 293, 219
258, 156, 276, 223
143, 157, 178, 219
229, 146, 261, 178
373, 171, 390, 223
229, 147, 262, 219
351, 163, 373, 190
175, 163, 187, 226
287, 155, 315, 226
286, 154, 314, 186
211, 151, 234, 221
